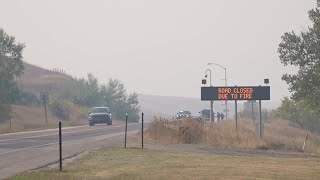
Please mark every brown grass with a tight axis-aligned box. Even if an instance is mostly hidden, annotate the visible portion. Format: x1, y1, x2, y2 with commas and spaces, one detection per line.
16, 62, 72, 95
0, 105, 88, 133
145, 117, 320, 155
12, 148, 320, 180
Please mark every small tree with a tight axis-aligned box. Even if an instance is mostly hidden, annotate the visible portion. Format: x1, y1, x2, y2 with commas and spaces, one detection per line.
276, 97, 320, 132
0, 28, 25, 122
278, 9, 320, 114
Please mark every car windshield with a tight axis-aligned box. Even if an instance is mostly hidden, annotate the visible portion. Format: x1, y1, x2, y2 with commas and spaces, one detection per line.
177, 111, 191, 115
91, 107, 109, 113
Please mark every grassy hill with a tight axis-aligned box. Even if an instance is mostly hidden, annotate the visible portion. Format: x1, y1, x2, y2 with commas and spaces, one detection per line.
0, 62, 87, 133
16, 62, 72, 95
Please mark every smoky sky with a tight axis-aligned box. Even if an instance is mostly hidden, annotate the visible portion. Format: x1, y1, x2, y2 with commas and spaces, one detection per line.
0, 0, 316, 102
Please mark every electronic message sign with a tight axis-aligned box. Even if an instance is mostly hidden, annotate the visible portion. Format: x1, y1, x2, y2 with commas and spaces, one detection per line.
201, 86, 270, 101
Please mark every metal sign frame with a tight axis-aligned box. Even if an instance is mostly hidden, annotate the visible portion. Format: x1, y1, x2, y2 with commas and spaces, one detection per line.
201, 86, 270, 101
200, 85, 270, 139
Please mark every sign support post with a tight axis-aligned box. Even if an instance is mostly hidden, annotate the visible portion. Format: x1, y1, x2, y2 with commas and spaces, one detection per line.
251, 101, 255, 125
201, 86, 270, 135
235, 100, 238, 132
210, 100, 213, 124
259, 100, 262, 139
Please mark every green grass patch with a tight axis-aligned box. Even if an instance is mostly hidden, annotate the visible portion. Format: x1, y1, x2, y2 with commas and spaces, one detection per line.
12, 148, 320, 180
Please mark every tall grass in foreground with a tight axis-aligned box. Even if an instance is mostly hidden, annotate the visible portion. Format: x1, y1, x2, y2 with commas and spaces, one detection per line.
146, 117, 320, 155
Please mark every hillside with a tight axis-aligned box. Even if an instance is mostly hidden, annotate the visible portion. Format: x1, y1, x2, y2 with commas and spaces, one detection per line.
16, 62, 72, 95
16, 62, 280, 122
0, 62, 86, 133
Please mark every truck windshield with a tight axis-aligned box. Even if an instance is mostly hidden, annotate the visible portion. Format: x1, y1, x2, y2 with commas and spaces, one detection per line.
91, 107, 109, 113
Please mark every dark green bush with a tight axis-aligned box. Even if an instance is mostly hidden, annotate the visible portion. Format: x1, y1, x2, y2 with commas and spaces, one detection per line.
49, 99, 70, 120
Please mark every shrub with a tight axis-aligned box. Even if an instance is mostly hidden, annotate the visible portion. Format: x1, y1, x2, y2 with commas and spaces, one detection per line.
49, 98, 70, 120
0, 104, 11, 123
145, 117, 320, 155
15, 91, 40, 106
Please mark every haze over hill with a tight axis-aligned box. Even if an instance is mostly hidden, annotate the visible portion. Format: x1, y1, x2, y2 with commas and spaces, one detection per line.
18, 62, 278, 122
139, 94, 279, 121
0, 0, 316, 102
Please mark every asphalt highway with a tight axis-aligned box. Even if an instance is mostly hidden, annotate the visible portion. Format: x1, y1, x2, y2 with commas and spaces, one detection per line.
0, 122, 141, 179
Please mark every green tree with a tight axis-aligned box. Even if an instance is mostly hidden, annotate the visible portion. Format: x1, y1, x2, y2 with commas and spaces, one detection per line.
0, 28, 25, 122
101, 79, 140, 122
276, 97, 303, 127
278, 9, 320, 114
276, 97, 320, 132
54, 74, 140, 122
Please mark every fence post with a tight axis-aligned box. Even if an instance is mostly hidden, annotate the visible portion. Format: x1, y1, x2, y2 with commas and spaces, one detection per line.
59, 121, 62, 171
142, 112, 144, 149
124, 113, 128, 148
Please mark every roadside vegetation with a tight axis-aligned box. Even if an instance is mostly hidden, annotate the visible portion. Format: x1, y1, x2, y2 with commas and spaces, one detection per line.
145, 117, 320, 155
0, 105, 88, 133
274, 8, 320, 134
0, 28, 25, 123
0, 28, 140, 133
53, 74, 140, 122
12, 148, 320, 180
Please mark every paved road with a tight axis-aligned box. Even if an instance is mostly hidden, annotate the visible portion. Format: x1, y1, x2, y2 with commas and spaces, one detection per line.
0, 122, 141, 179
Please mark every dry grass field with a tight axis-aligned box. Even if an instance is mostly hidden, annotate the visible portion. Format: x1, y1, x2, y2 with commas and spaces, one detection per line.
12, 148, 320, 180
145, 117, 320, 155
0, 105, 88, 133
16, 62, 72, 95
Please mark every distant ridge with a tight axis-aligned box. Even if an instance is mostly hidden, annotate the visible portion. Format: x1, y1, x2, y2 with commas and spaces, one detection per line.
16, 62, 280, 120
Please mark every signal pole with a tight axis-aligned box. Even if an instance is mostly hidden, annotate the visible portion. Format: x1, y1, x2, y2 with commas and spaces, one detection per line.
205, 69, 213, 124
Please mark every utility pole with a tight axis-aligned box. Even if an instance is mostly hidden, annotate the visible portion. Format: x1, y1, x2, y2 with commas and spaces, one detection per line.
205, 69, 213, 124
224, 68, 228, 120
207, 63, 228, 119
40, 92, 49, 125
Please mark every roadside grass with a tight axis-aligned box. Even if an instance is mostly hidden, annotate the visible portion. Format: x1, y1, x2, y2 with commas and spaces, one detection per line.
0, 105, 88, 134
12, 148, 320, 180
145, 117, 320, 155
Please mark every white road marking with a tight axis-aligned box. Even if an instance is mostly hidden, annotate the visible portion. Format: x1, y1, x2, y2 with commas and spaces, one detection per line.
0, 123, 140, 142
0, 125, 88, 137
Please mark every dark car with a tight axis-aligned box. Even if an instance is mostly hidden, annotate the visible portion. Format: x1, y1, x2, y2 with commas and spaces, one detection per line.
176, 110, 192, 120
88, 107, 112, 126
